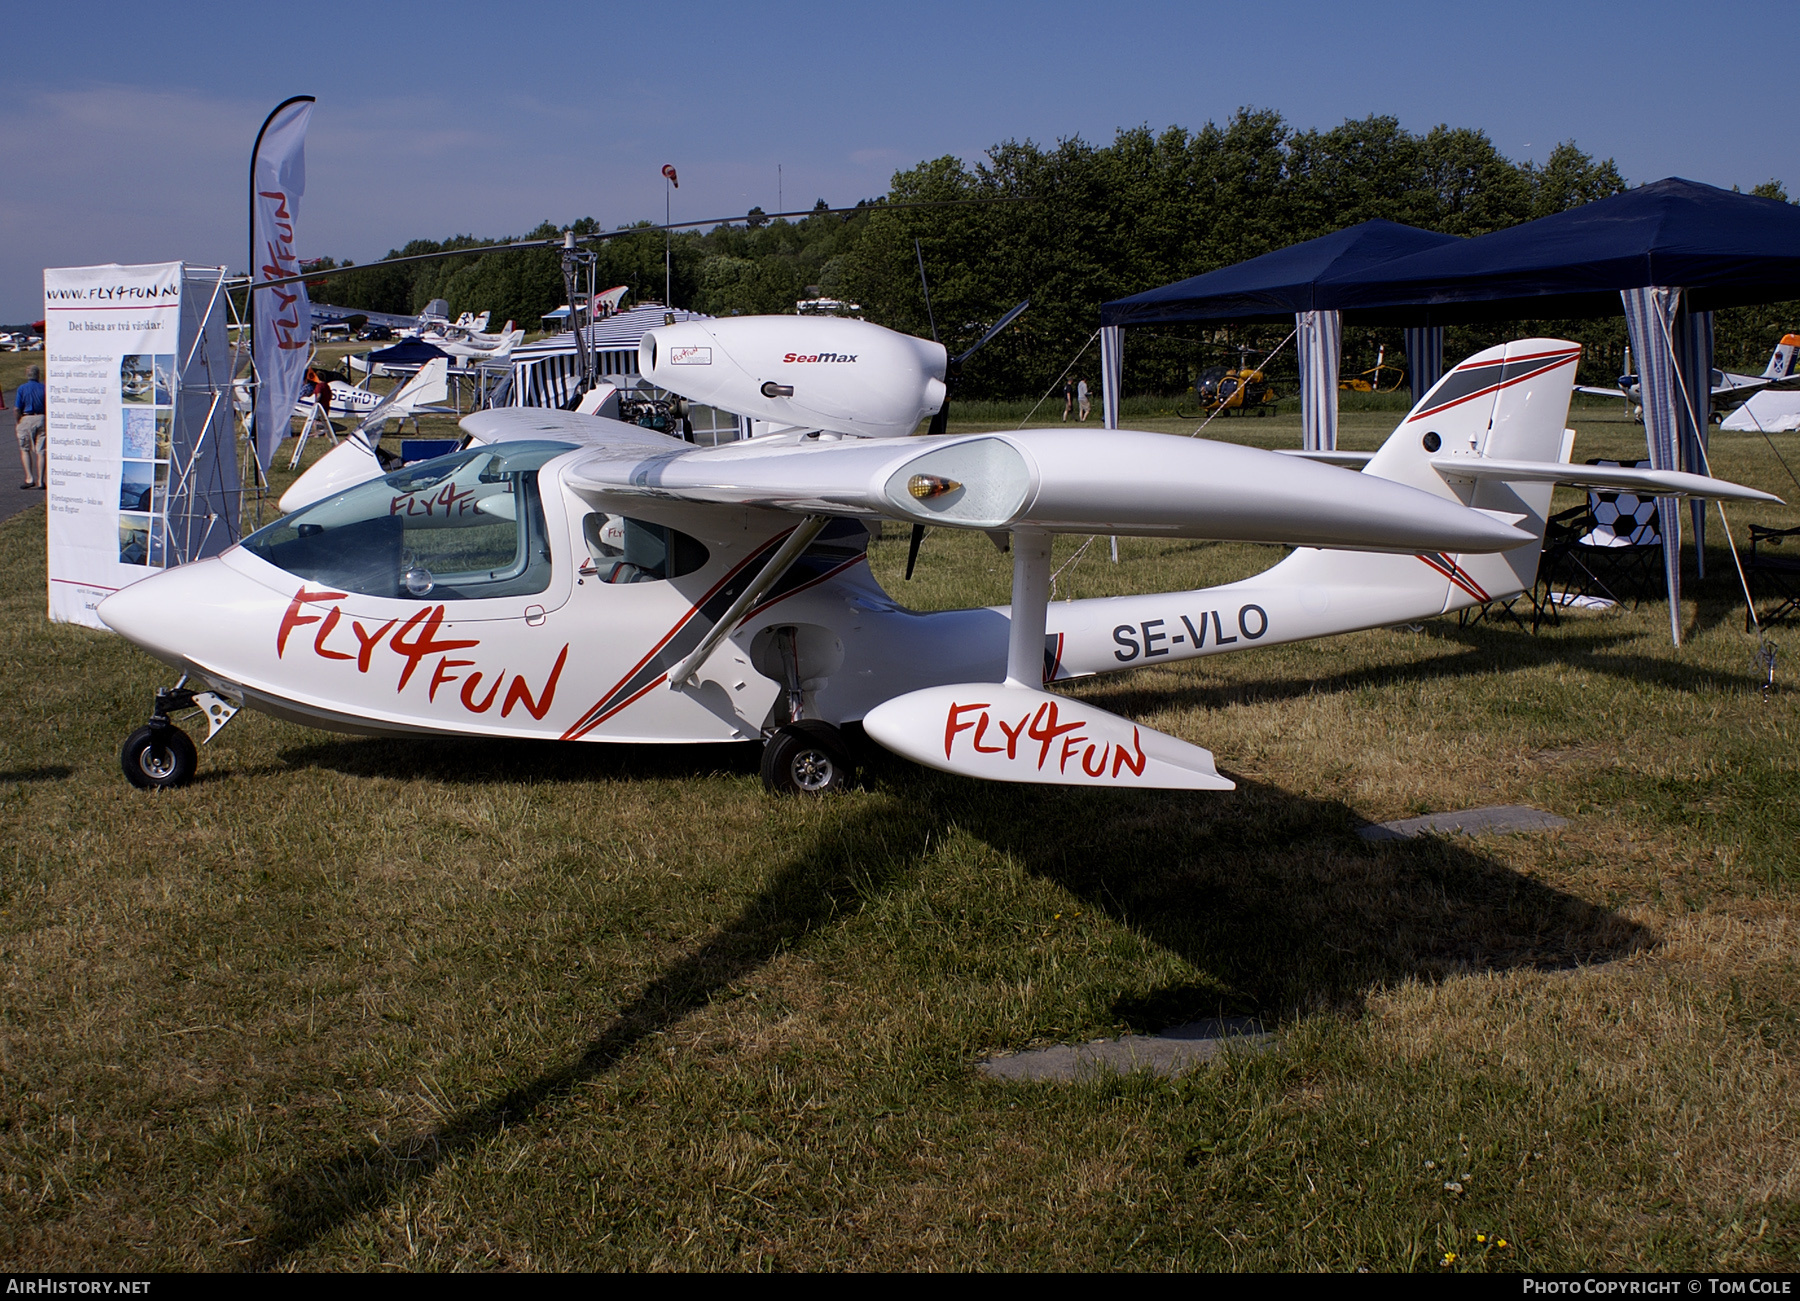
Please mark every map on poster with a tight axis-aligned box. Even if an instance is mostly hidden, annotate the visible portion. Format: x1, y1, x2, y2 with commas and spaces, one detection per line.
42, 262, 237, 628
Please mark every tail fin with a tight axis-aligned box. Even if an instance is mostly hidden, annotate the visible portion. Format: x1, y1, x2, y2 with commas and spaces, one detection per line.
1257, 339, 1580, 618
1360, 338, 1580, 609
392, 356, 449, 411
1763, 333, 1800, 381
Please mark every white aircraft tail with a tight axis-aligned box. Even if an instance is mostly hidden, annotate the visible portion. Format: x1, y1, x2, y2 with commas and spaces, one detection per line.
1229, 339, 1581, 621
391, 356, 449, 412
1335, 337, 1582, 611
1227, 334, 1777, 634
1763, 333, 1800, 381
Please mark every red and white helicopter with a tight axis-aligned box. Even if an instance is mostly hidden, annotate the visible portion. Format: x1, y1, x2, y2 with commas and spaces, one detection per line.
99, 317, 1778, 794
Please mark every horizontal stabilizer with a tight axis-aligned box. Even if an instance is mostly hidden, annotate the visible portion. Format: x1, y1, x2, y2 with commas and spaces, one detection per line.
1275, 449, 1374, 468
1429, 456, 1782, 504
863, 683, 1234, 790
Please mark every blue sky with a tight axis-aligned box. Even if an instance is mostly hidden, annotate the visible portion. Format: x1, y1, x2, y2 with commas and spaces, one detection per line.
4, 0, 1792, 321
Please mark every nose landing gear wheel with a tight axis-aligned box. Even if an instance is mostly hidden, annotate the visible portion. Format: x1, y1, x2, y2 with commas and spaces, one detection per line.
120, 724, 197, 790
761, 721, 853, 796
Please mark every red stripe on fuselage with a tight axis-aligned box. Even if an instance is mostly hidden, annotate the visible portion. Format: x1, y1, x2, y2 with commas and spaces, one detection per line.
738, 554, 867, 625
1417, 552, 1490, 603
559, 528, 796, 741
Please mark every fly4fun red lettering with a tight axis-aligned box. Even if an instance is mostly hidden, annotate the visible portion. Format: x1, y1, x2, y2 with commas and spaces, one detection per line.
942, 699, 1147, 779
258, 190, 308, 352
390, 481, 477, 518
275, 587, 568, 721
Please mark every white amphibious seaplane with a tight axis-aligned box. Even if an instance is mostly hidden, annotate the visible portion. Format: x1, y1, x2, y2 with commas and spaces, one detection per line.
98, 318, 1778, 794
290, 357, 455, 426
1576, 334, 1800, 409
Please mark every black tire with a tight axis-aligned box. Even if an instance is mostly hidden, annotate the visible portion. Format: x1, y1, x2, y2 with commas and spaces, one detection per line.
761, 721, 853, 796
120, 724, 197, 790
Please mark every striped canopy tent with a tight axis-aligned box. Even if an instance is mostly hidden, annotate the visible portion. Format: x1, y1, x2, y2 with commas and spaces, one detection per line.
1323, 178, 1800, 643
508, 302, 710, 409
1098, 219, 1460, 451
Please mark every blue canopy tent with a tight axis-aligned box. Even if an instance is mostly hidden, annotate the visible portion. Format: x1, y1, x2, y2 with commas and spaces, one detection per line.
1322, 178, 1800, 642
365, 338, 451, 370
1099, 179, 1800, 642
1098, 219, 1460, 450
1323, 177, 1800, 322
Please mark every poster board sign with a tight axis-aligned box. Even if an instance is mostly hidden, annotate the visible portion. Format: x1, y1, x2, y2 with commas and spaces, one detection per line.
43, 262, 238, 628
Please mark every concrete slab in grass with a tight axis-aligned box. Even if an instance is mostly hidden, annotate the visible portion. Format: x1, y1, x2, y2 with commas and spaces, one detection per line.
978, 1017, 1270, 1083
1358, 804, 1569, 842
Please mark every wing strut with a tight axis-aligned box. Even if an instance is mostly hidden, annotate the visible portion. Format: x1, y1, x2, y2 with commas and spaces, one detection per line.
1006, 528, 1052, 686
666, 516, 830, 689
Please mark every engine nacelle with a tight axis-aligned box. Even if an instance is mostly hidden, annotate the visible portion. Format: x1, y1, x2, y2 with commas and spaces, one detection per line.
639, 316, 947, 439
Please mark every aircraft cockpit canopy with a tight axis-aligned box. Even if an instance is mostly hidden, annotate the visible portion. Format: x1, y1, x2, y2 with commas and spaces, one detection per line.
242, 441, 576, 601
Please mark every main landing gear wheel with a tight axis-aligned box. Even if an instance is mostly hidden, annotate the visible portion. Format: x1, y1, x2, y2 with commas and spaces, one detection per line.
761, 721, 853, 796
120, 724, 197, 790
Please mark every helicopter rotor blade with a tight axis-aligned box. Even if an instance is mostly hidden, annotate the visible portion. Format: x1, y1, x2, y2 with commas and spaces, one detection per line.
952, 299, 1029, 367
913, 239, 940, 344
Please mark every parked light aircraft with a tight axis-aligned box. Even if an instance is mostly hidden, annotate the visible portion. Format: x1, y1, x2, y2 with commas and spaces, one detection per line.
292, 358, 455, 425
1576, 335, 1800, 409
97, 318, 1778, 795
233, 358, 454, 444
283, 358, 457, 471
422, 322, 523, 362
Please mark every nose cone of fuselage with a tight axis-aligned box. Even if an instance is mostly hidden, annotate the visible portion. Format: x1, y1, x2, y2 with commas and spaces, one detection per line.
97, 557, 231, 669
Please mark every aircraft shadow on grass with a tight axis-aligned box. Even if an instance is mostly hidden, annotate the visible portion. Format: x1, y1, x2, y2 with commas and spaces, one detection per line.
0, 764, 72, 784
243, 747, 1649, 1269
1426, 618, 1774, 695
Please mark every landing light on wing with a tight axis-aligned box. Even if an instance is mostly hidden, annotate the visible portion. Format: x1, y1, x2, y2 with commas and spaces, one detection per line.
908, 474, 961, 500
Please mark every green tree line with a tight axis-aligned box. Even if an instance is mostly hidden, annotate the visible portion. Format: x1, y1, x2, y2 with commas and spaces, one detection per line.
310, 109, 1797, 399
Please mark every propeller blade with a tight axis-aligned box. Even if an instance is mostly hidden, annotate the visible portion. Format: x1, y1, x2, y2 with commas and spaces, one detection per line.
904, 523, 926, 580
952, 300, 1029, 366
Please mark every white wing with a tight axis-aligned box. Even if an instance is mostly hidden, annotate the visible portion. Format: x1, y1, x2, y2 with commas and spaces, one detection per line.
513, 417, 1534, 555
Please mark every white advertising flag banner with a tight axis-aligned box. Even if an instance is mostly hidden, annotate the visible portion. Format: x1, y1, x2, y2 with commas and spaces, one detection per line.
43, 262, 184, 627
252, 97, 314, 472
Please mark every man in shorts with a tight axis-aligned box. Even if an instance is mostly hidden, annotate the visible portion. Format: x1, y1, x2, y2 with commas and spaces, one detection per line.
15, 365, 46, 489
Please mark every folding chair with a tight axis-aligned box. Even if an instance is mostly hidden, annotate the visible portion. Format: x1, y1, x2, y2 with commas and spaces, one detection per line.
1534, 460, 1666, 622
1746, 523, 1800, 630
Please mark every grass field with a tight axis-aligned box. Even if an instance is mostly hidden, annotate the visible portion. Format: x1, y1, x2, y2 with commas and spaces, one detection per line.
1, 392, 1797, 1271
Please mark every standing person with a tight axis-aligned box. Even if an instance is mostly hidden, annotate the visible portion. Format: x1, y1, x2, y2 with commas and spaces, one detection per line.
1077, 376, 1091, 421
1061, 376, 1075, 421
304, 366, 338, 434
16, 365, 46, 489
